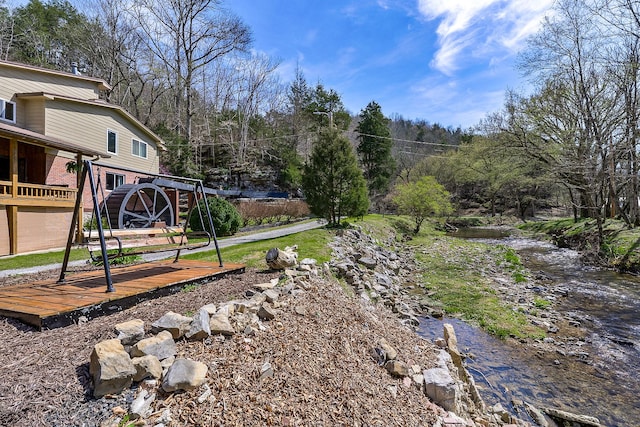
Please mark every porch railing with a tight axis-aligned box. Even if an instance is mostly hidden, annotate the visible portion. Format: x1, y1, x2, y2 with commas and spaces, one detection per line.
0, 180, 77, 207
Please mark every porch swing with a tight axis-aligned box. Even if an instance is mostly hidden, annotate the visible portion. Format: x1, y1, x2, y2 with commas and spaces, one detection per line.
58, 160, 224, 292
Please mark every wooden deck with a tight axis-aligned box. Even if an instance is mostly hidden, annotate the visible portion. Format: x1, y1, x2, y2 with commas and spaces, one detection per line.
0, 259, 245, 329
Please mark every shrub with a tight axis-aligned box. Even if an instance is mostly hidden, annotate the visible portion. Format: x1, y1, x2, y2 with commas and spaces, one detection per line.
189, 196, 242, 236
234, 199, 310, 226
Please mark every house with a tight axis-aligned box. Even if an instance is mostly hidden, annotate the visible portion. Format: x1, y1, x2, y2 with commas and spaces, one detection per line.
0, 60, 165, 256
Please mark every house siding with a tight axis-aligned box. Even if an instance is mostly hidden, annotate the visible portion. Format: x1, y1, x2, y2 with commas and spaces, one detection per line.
0, 66, 100, 101
0, 206, 9, 255
17, 98, 46, 133
44, 99, 160, 173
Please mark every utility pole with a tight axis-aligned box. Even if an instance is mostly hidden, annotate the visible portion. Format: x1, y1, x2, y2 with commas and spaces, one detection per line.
313, 110, 333, 128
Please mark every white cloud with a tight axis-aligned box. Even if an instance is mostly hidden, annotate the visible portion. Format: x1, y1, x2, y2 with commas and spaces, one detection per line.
417, 0, 553, 74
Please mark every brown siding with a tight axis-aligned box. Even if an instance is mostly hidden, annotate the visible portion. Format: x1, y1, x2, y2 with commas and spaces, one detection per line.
17, 207, 73, 253
0, 206, 72, 256
0, 206, 9, 255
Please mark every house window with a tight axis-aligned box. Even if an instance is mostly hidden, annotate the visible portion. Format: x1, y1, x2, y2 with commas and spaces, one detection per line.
107, 130, 117, 154
132, 139, 148, 158
105, 172, 124, 191
0, 99, 15, 123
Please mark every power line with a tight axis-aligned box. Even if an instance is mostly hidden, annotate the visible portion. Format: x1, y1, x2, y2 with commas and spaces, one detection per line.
347, 131, 458, 148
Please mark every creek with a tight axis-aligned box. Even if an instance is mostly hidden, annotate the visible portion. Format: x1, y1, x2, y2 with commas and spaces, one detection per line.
418, 228, 640, 427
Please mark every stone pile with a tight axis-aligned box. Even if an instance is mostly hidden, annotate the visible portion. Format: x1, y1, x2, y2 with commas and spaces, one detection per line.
93, 259, 323, 426
329, 227, 427, 328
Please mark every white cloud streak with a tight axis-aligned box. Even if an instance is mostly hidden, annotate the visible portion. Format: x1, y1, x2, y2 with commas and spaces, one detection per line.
418, 0, 554, 75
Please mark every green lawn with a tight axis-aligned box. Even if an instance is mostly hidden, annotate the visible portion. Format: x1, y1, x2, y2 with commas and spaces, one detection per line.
0, 248, 88, 271
185, 228, 334, 268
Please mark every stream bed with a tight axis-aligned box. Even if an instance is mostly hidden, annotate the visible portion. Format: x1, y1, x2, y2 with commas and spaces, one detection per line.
418, 228, 640, 426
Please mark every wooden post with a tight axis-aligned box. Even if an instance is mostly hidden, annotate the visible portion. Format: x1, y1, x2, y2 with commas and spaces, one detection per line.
8, 138, 18, 254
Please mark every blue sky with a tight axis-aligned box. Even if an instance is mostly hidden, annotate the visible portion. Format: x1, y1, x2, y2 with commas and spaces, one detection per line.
230, 0, 554, 129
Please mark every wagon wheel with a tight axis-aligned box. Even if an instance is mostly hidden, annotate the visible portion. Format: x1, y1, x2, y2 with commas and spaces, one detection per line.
104, 183, 175, 228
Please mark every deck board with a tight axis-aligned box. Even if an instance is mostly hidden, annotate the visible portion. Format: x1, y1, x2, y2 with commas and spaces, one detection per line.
0, 259, 245, 329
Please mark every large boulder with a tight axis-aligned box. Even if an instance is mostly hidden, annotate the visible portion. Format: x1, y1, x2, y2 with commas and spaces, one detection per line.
266, 245, 298, 270
131, 330, 177, 360
209, 312, 235, 336
114, 319, 145, 346
185, 308, 211, 341
151, 311, 193, 339
423, 367, 459, 412
162, 358, 208, 392
131, 355, 163, 381
90, 339, 136, 398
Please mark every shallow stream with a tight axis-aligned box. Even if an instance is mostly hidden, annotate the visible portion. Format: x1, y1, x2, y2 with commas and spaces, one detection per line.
418, 228, 640, 426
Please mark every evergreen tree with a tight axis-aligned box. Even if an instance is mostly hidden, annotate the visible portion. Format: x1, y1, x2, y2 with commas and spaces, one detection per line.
305, 84, 351, 130
302, 128, 369, 225
10, 0, 93, 69
356, 101, 395, 196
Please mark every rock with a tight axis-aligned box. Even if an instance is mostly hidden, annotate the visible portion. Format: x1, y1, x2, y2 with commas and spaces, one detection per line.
197, 384, 213, 403
378, 338, 397, 361
161, 355, 175, 369
151, 311, 193, 339
263, 289, 279, 303
443, 324, 466, 381
491, 403, 511, 423
423, 367, 459, 412
259, 362, 273, 381
234, 299, 261, 314
131, 355, 163, 381
387, 384, 398, 399
200, 303, 217, 316
157, 409, 173, 425
162, 358, 208, 392
257, 302, 276, 320
131, 330, 177, 361
186, 308, 211, 341
209, 312, 235, 336
434, 338, 447, 348
524, 402, 549, 427
375, 272, 393, 288
442, 413, 469, 426
266, 245, 298, 270
217, 303, 235, 317
114, 319, 145, 346
300, 258, 317, 267
385, 360, 409, 377
130, 389, 155, 420
90, 339, 136, 398
294, 305, 307, 316
542, 407, 602, 426
253, 278, 279, 290
412, 374, 424, 389
251, 292, 268, 305
357, 256, 377, 269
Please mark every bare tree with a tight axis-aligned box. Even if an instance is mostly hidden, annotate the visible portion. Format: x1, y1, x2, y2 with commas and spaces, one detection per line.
513, 0, 621, 240
0, 2, 14, 61
133, 0, 251, 145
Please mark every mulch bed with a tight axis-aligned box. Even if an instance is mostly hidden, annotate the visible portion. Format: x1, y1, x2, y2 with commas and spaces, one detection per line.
0, 267, 442, 426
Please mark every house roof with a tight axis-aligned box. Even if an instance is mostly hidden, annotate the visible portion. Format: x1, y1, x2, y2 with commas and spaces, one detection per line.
0, 121, 109, 158
0, 59, 111, 91
16, 92, 166, 150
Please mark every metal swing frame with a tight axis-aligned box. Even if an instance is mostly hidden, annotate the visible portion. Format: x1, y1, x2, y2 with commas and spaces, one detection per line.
58, 160, 224, 293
